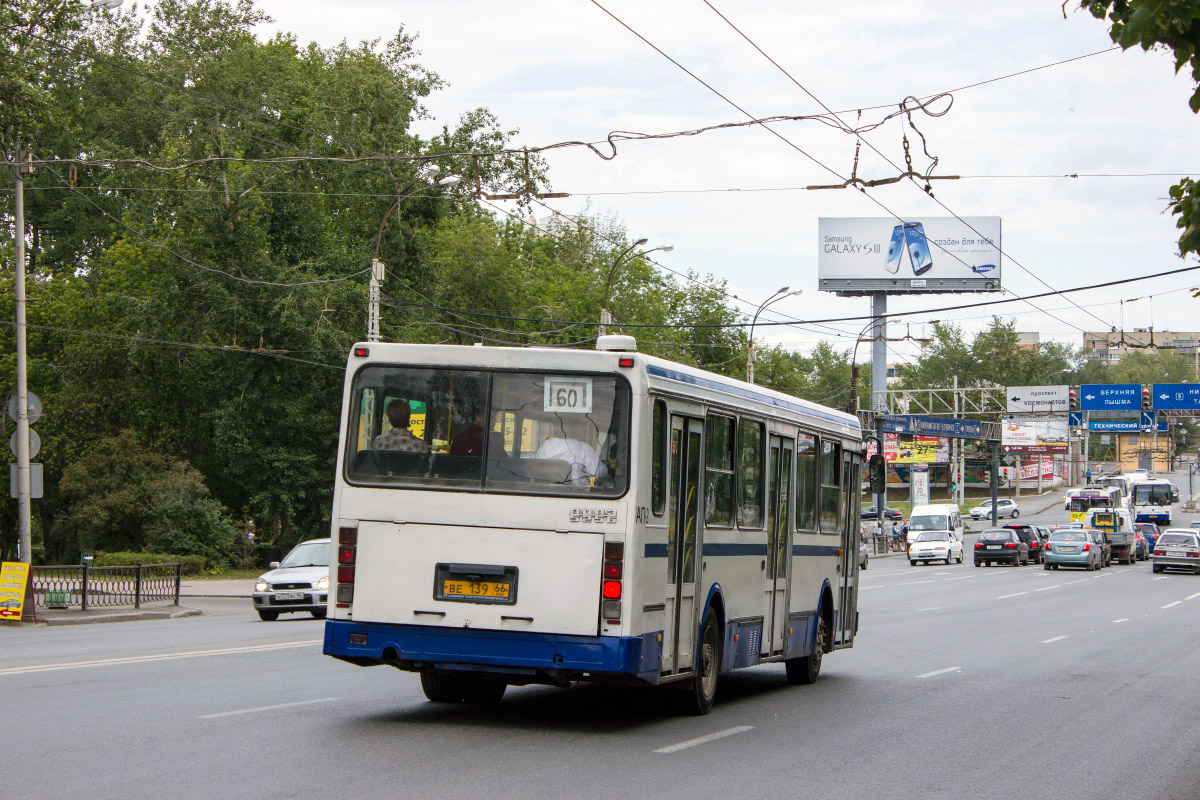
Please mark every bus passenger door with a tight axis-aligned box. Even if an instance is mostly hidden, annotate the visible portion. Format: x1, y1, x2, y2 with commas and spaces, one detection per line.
763, 436, 793, 656
835, 456, 860, 648
663, 416, 703, 676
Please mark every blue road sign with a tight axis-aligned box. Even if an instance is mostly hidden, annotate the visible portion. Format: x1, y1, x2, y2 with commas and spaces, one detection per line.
1141, 411, 1156, 430
1068, 411, 1083, 427
1152, 383, 1200, 411
1080, 384, 1140, 411
1089, 420, 1168, 432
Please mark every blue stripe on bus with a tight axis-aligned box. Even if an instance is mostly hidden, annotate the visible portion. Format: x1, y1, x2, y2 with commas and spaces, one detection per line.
645, 364, 860, 433
644, 542, 842, 558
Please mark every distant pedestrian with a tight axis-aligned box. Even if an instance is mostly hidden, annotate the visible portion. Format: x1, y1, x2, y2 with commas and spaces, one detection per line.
1086, 468, 1092, 483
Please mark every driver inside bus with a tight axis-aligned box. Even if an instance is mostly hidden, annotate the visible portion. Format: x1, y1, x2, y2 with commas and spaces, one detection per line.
535, 413, 608, 486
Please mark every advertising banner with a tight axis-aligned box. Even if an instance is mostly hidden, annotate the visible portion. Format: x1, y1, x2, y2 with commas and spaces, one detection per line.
1019, 457, 1055, 480
1001, 415, 1068, 453
818, 217, 1001, 294
0, 562, 30, 621
869, 433, 947, 462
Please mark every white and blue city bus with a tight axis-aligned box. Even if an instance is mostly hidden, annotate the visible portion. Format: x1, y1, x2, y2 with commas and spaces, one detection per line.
323, 336, 863, 714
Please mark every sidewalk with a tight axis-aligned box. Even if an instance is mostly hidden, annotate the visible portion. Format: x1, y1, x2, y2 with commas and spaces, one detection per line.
7, 579, 256, 628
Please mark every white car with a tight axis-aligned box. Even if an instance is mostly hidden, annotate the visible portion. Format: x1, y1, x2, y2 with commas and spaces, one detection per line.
252, 538, 330, 621
908, 530, 964, 565
970, 499, 1020, 520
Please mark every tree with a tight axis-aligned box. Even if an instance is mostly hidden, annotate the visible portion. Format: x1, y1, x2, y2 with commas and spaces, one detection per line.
1080, 1, 1200, 256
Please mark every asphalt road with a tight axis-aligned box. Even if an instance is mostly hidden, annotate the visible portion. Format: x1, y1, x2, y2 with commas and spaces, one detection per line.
3, 476, 1200, 800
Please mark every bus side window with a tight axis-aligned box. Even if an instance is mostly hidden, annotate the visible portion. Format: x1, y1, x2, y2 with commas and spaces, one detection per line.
652, 400, 666, 515
705, 414, 736, 527
795, 433, 817, 531
819, 439, 842, 534
737, 419, 764, 529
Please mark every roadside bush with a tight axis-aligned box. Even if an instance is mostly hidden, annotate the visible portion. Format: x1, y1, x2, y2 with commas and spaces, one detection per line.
93, 551, 207, 575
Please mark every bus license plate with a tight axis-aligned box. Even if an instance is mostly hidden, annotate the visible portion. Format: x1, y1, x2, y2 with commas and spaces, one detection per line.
442, 579, 511, 599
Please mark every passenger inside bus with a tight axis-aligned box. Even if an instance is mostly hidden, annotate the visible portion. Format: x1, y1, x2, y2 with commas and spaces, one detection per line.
373, 400, 427, 453
535, 414, 609, 486
450, 410, 506, 457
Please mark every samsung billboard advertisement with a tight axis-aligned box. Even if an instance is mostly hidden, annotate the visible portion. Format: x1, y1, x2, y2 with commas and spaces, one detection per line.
818, 217, 1002, 294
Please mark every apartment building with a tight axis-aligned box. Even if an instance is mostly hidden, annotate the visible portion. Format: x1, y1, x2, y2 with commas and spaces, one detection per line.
1083, 329, 1200, 370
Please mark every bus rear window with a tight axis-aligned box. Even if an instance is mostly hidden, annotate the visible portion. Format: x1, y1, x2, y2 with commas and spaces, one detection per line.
344, 366, 629, 497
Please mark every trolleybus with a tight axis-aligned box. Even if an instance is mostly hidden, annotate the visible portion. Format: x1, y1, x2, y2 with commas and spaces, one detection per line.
322, 336, 864, 714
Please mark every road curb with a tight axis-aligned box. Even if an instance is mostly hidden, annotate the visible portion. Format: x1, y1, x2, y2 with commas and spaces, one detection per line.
32, 606, 203, 627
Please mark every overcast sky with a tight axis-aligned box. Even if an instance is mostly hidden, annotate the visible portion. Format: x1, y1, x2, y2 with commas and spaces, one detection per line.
248, 0, 1199, 365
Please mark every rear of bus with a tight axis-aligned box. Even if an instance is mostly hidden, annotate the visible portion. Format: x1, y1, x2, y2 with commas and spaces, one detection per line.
322, 343, 651, 693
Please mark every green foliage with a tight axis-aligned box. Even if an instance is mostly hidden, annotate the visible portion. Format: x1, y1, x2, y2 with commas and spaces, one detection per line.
58, 431, 238, 567
93, 550, 207, 575
1081, 0, 1200, 256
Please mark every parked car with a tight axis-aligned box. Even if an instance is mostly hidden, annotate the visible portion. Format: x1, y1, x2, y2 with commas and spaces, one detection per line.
969, 498, 1020, 520
858, 540, 869, 571
908, 530, 964, 566
1152, 529, 1200, 574
1003, 523, 1047, 564
974, 528, 1029, 567
861, 505, 903, 521
1044, 529, 1104, 571
252, 538, 330, 621
1134, 522, 1158, 560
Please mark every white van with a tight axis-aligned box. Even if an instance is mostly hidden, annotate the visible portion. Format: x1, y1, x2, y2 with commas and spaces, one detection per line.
909, 503, 965, 541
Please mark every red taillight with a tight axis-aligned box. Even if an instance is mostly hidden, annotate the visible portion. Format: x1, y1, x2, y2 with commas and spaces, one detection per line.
1082, 543, 1090, 551
601, 540, 624, 622
1188, 552, 1200, 558
974, 542, 983, 549
618, 357, 634, 368
353, 346, 369, 357
338, 546, 355, 564
602, 580, 622, 599
338, 565, 355, 584
604, 561, 623, 579
1154, 549, 1165, 556
1004, 542, 1016, 548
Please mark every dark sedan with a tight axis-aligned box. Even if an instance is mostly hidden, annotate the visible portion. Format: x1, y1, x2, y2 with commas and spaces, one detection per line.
974, 528, 1029, 567
861, 505, 903, 521
1003, 523, 1047, 564
1135, 523, 1158, 560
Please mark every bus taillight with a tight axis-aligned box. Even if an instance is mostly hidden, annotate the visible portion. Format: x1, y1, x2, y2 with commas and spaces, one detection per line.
602, 541, 624, 623
336, 525, 357, 607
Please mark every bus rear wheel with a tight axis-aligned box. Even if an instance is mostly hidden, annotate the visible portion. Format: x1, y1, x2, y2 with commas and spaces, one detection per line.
420, 668, 462, 703
458, 675, 507, 704
680, 612, 720, 716
786, 613, 825, 686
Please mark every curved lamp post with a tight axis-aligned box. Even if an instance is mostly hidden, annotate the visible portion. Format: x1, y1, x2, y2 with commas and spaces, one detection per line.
598, 239, 673, 336
746, 287, 802, 384
369, 166, 461, 341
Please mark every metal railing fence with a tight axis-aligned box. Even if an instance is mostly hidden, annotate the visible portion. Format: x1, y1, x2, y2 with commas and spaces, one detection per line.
32, 563, 182, 610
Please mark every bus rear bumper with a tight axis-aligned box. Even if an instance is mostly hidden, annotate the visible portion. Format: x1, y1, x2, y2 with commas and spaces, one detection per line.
323, 619, 664, 685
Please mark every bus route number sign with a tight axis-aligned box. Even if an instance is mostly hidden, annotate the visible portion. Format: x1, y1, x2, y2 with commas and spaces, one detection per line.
544, 377, 592, 414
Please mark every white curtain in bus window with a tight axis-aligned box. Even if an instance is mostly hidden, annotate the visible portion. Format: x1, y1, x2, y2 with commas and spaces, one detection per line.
795, 434, 818, 531
819, 440, 842, 533
705, 415, 735, 527
485, 372, 628, 495
737, 420, 764, 529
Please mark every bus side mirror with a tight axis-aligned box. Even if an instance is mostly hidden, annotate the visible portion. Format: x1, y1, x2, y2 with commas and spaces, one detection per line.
868, 454, 886, 495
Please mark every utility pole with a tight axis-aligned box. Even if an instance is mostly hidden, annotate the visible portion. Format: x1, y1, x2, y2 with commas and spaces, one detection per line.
11, 147, 33, 562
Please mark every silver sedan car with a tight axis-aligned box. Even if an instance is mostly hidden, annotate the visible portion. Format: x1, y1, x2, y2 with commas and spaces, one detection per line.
252, 538, 331, 620
1151, 530, 1200, 574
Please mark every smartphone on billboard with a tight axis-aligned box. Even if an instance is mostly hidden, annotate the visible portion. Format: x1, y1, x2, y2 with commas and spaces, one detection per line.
884, 224, 905, 274
904, 222, 933, 275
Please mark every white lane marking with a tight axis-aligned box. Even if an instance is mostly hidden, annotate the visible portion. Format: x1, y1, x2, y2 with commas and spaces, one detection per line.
1041, 636, 1068, 644
1187, 592, 1200, 601
1153, 577, 1169, 581
917, 607, 943, 612
916, 666, 961, 679
200, 697, 339, 719
1035, 585, 1062, 592
997, 592, 1028, 599
1114, 618, 1130, 623
1162, 601, 1182, 609
1063, 580, 1088, 586
931, 572, 951, 575
0, 640, 321, 677
897, 580, 936, 586
944, 576, 974, 581
655, 725, 755, 754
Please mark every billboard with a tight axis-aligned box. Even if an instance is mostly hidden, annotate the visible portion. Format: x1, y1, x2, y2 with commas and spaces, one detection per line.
1001, 415, 1068, 453
867, 433, 948, 463
1006, 385, 1069, 413
818, 217, 1002, 294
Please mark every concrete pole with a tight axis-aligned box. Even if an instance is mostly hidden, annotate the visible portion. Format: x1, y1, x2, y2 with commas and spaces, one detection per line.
12, 150, 32, 562
871, 292, 888, 519
991, 442, 1000, 526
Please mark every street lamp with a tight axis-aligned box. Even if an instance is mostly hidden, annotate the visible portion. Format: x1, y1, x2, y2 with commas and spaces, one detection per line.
746, 287, 802, 384
598, 239, 672, 336
369, 166, 461, 341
